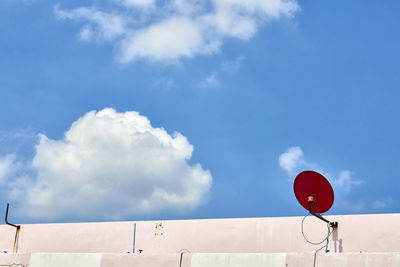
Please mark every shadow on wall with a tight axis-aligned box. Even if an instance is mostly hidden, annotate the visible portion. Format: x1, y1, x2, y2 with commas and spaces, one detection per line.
332, 228, 343, 253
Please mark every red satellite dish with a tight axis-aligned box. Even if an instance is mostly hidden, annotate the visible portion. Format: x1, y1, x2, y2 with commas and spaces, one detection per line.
294, 171, 334, 214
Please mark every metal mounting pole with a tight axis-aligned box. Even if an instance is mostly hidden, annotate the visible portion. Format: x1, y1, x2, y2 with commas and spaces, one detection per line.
5, 203, 20, 229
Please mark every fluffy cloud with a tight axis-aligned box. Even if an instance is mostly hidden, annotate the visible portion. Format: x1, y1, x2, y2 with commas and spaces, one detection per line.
331, 170, 363, 194
279, 146, 363, 194
211, 0, 298, 39
117, 0, 156, 8
54, 0, 300, 62
0, 154, 17, 183
54, 5, 126, 41
14, 108, 212, 220
278, 146, 305, 175
117, 17, 209, 62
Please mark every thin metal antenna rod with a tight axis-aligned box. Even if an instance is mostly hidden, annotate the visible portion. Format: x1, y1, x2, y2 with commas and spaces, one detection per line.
5, 203, 20, 229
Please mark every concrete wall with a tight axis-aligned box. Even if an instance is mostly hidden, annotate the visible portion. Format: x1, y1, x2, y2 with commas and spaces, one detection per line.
1, 213, 399, 254
0, 214, 399, 266
1, 253, 400, 267
192, 253, 400, 267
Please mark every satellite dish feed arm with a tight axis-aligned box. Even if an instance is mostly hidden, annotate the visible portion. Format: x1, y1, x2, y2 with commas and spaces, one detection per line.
5, 203, 20, 229
308, 197, 338, 228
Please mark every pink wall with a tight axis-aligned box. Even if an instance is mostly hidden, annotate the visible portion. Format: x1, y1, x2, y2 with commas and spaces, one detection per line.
1, 213, 399, 254
134, 214, 400, 254
17, 222, 133, 253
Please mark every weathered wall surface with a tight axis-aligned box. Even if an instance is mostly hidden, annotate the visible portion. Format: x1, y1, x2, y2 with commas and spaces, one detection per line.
29, 253, 102, 267
191, 253, 287, 267
16, 222, 133, 253
0, 213, 399, 255
0, 253, 30, 267
286, 252, 400, 267
101, 253, 190, 267
1, 253, 400, 267
192, 253, 400, 267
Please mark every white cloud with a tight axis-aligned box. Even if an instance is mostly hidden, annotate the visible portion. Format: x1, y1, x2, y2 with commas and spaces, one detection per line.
14, 108, 212, 220
209, 9, 258, 40
331, 170, 363, 194
117, 0, 156, 8
212, 0, 299, 17
210, 0, 298, 40
54, 0, 300, 62
0, 154, 17, 183
54, 5, 126, 41
279, 146, 363, 194
278, 146, 305, 175
117, 17, 209, 63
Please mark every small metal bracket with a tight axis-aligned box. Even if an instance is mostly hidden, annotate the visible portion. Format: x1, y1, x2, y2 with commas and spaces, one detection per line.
308, 199, 338, 228
5, 203, 20, 229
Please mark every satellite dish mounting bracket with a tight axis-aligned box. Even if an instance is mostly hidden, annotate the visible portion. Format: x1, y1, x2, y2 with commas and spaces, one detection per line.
308, 196, 338, 228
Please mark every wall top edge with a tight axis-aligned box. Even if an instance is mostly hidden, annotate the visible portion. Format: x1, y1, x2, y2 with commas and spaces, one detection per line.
0, 213, 398, 227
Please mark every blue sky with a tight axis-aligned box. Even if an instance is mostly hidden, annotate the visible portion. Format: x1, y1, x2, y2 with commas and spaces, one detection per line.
0, 0, 399, 223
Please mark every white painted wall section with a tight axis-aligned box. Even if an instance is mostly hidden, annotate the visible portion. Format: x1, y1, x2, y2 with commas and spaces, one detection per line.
29, 253, 102, 267
191, 253, 287, 267
100, 253, 184, 267
0, 253, 30, 267
286, 252, 400, 267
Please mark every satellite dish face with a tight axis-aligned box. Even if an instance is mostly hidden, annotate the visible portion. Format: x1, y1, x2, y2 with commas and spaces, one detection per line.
294, 171, 334, 214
